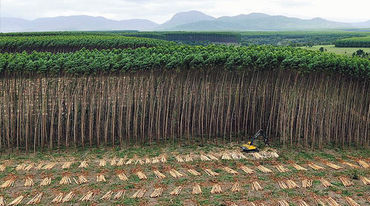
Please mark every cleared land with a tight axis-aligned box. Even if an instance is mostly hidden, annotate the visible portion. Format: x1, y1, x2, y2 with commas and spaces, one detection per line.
0, 144, 369, 205
301, 45, 370, 56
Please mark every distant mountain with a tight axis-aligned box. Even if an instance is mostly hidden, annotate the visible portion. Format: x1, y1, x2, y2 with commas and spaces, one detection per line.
159, 10, 215, 29
352, 20, 370, 28
0, 15, 158, 32
1, 11, 369, 33
0, 17, 30, 32
169, 13, 351, 31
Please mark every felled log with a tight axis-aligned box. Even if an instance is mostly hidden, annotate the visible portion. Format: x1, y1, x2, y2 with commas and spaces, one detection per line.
117, 158, 124, 166
175, 156, 184, 163
297, 199, 309, 206
78, 161, 88, 168
99, 159, 106, 167
42, 162, 56, 170
59, 176, 72, 185
192, 184, 202, 194
286, 179, 299, 189
0, 196, 4, 206
200, 154, 210, 161
359, 176, 370, 185
292, 163, 307, 171
257, 165, 272, 173
278, 181, 288, 189
357, 160, 369, 168
8, 195, 24, 206
207, 154, 218, 160
338, 176, 354, 187
136, 171, 147, 180
211, 184, 222, 194
169, 169, 184, 178
117, 172, 128, 181
75, 175, 88, 184
150, 188, 163, 198
275, 165, 290, 173
110, 159, 117, 166
278, 200, 289, 206
341, 161, 359, 168
320, 178, 332, 187
62, 162, 72, 169
40, 177, 51, 186
184, 155, 193, 162
324, 162, 342, 170
113, 190, 125, 200
344, 196, 360, 206
24, 164, 33, 171
231, 182, 241, 192
221, 152, 232, 160
301, 179, 313, 188
223, 167, 238, 174
15, 163, 26, 171
204, 169, 219, 176
251, 181, 263, 191
79, 191, 94, 202
96, 174, 106, 182
326, 197, 340, 206
170, 186, 182, 196
0, 165, 5, 172
131, 189, 146, 198
62, 192, 74, 202
240, 165, 254, 174
1, 177, 16, 188
100, 191, 113, 200
252, 152, 263, 160
153, 170, 166, 179
24, 176, 34, 187
160, 155, 167, 163
308, 163, 324, 170
51, 193, 63, 203
26, 193, 43, 205
187, 169, 201, 176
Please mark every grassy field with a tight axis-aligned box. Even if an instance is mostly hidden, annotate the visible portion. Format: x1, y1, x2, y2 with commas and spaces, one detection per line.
0, 144, 369, 205
301, 45, 370, 56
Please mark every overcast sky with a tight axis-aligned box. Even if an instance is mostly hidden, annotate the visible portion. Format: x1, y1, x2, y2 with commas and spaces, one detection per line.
1, 0, 369, 23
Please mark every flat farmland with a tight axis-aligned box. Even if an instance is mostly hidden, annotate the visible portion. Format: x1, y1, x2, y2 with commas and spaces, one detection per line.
0, 144, 369, 206
301, 45, 370, 56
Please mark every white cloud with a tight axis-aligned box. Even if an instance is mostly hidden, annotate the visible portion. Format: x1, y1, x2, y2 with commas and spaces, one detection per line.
1, 0, 369, 23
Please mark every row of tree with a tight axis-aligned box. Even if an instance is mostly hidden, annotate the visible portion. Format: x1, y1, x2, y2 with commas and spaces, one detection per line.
121, 32, 241, 44
0, 70, 368, 151
1, 45, 369, 79
0, 35, 173, 53
335, 36, 370, 48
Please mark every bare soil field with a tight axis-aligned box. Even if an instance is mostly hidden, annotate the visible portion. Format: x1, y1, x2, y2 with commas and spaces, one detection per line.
0, 144, 369, 206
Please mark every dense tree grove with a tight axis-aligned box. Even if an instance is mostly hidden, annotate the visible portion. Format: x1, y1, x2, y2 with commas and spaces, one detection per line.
0, 44, 369, 79
121, 32, 241, 44
240, 31, 367, 46
335, 36, 370, 48
0, 35, 173, 53
120, 31, 367, 46
0, 32, 369, 151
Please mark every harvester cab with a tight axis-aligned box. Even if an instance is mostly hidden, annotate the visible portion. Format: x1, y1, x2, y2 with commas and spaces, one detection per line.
241, 129, 269, 152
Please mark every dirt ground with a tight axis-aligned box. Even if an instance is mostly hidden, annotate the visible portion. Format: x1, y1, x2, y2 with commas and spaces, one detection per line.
0, 143, 369, 205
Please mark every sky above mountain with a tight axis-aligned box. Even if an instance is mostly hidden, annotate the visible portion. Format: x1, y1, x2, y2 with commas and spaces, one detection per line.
1, 0, 369, 23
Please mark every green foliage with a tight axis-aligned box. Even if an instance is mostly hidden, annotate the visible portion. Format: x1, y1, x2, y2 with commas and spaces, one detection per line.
121, 31, 241, 44
240, 31, 368, 46
1, 44, 368, 79
352, 49, 369, 58
335, 36, 370, 48
0, 35, 174, 52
